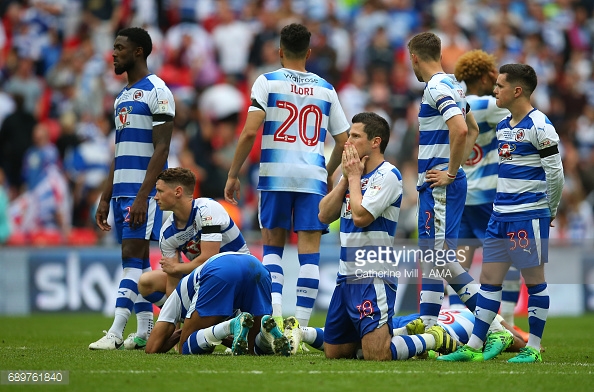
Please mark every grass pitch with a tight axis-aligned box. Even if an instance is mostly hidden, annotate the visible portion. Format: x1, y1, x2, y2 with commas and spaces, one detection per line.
1, 313, 592, 392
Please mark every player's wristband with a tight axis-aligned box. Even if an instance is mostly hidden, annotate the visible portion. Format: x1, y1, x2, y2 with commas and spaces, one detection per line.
446, 172, 456, 179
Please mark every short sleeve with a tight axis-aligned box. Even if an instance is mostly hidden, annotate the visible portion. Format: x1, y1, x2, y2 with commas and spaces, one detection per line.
250, 74, 268, 112
534, 117, 560, 151
196, 200, 229, 242
427, 83, 462, 122
360, 170, 403, 219
159, 220, 178, 258
148, 86, 175, 124
327, 89, 350, 136
157, 292, 182, 325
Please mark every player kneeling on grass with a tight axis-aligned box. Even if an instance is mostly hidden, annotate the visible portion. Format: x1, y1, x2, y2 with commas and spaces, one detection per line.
137, 167, 250, 321
318, 112, 460, 361
145, 251, 295, 355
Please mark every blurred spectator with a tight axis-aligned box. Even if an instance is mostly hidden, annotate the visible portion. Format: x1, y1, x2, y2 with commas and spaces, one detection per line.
389, 62, 417, 118
55, 111, 81, 161
9, 164, 71, 241
0, 87, 15, 125
39, 27, 62, 76
483, 20, 523, 65
275, 0, 302, 28
567, 4, 592, 55
199, 80, 245, 126
0, 94, 36, 196
353, 0, 389, 70
365, 68, 392, 123
558, 69, 587, 121
521, 32, 555, 113
0, 168, 10, 245
81, 0, 123, 57
338, 69, 368, 123
197, 80, 245, 198
3, 56, 43, 116
129, 0, 159, 29
552, 140, 594, 242
188, 116, 219, 198
307, 21, 340, 86
366, 26, 393, 77
433, 17, 470, 73
247, 8, 280, 70
168, 122, 187, 169
576, 104, 594, 160
385, 0, 420, 50
211, 1, 254, 81
21, 121, 60, 190
63, 115, 111, 227
564, 187, 594, 242
163, 21, 219, 89
326, 15, 351, 74
178, 148, 205, 199
248, 39, 281, 86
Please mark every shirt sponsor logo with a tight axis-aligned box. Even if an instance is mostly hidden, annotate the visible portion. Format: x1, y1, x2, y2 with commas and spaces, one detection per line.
361, 178, 370, 190
183, 238, 201, 258
344, 194, 351, 216
116, 106, 133, 130
498, 142, 516, 161
283, 73, 319, 84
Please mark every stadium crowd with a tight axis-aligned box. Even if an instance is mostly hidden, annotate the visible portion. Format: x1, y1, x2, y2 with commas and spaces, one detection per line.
0, 0, 593, 246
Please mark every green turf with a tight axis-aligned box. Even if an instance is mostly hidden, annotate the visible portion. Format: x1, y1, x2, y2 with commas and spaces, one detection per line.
1, 313, 593, 391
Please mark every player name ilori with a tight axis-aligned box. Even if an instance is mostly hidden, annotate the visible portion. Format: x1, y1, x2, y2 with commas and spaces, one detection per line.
290, 84, 314, 96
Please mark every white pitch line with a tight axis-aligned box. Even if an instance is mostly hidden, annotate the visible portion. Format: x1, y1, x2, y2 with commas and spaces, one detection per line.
85, 369, 592, 375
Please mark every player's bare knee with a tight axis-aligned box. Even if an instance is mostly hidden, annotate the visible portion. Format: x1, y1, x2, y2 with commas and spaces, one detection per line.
121, 238, 149, 260
144, 342, 158, 354
362, 347, 391, 361
520, 265, 545, 285
324, 344, 356, 359
361, 325, 391, 361
138, 274, 151, 297
361, 339, 391, 361
479, 263, 508, 285
324, 349, 341, 359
